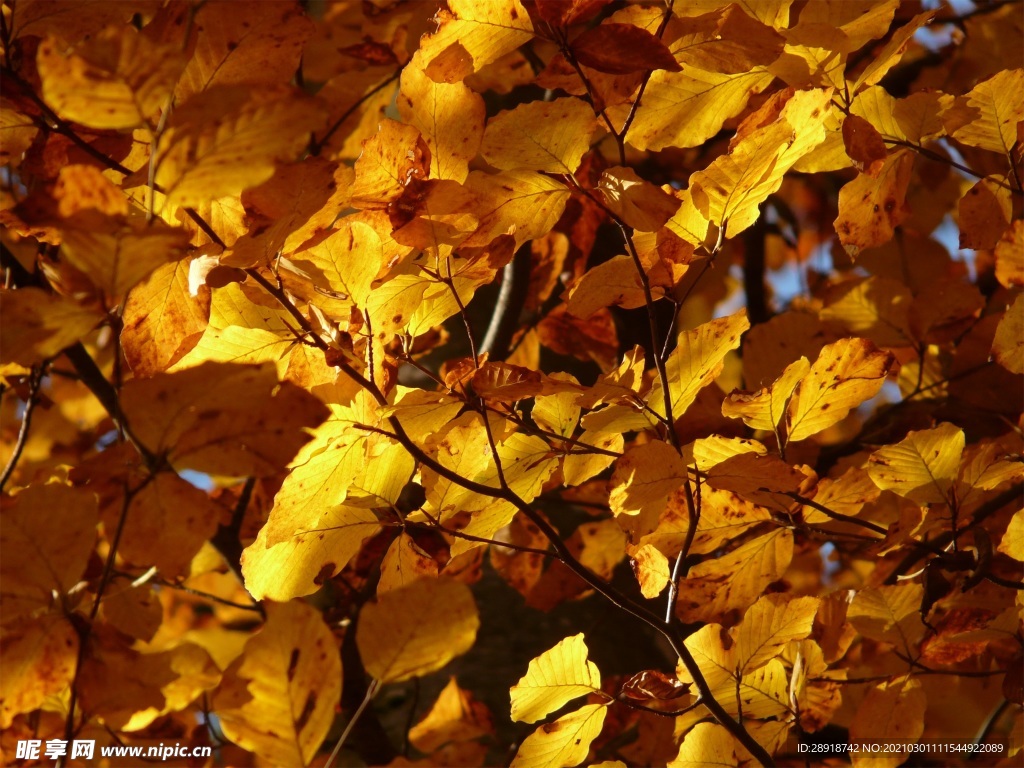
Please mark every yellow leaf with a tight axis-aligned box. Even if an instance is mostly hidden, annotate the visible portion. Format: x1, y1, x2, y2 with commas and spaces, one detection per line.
848, 585, 926, 651
609, 441, 687, 518
562, 431, 623, 487
818, 276, 913, 347
565, 255, 649, 319
598, 167, 680, 232
154, 88, 324, 209
652, 310, 750, 421
665, 188, 711, 248
61, 218, 189, 298
0, 98, 40, 167
214, 602, 340, 767
533, 377, 582, 438
735, 594, 819, 674
37, 27, 184, 130
993, 293, 1024, 374
377, 534, 440, 594
866, 422, 965, 505
948, 68, 1024, 155
122, 259, 210, 375
959, 177, 1012, 251
293, 219, 384, 310
669, 723, 742, 768
631, 544, 670, 599
998, 511, 1024, 562
674, 529, 793, 625
120, 362, 328, 477
482, 98, 595, 174
349, 119, 430, 209
690, 89, 831, 235
785, 338, 895, 443
511, 703, 607, 768
357, 578, 479, 683
418, 0, 534, 84
461, 170, 571, 249
722, 357, 808, 433
0, 288, 103, 366
621, 67, 774, 152
242, 504, 381, 601
478, 432, 558, 505
0, 614, 78, 728
690, 435, 766, 471
511, 634, 602, 724
409, 677, 493, 753
834, 149, 914, 257
0, 484, 97, 621
852, 11, 934, 92
174, 1, 313, 102
704, 452, 807, 510
399, 59, 486, 183
849, 676, 926, 768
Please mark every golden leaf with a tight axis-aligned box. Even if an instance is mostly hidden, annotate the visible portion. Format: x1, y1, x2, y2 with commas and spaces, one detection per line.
674, 529, 793, 625
631, 544, 670, 599
511, 634, 602, 724
120, 362, 329, 477
620, 67, 774, 152
0, 483, 97, 622
122, 259, 210, 375
668, 723, 742, 768
214, 602, 340, 767
597, 167, 680, 232
848, 585, 926, 651
690, 89, 831, 235
785, 338, 895, 443
722, 357, 809, 433
418, 0, 534, 84
565, 256, 649, 319
154, 88, 324, 209
947, 68, 1024, 155
993, 293, 1024, 374
998, 511, 1024, 562
609, 441, 687, 518
481, 97, 595, 174
849, 677, 926, 768
357, 578, 479, 683
651, 310, 750, 421
37, 27, 184, 130
510, 703, 607, 768
0, 614, 78, 728
399, 59, 486, 183
0, 288, 103, 366
242, 504, 381, 601
734, 594, 819, 674
867, 422, 965, 505
377, 534, 440, 594
409, 677, 494, 754
834, 149, 914, 257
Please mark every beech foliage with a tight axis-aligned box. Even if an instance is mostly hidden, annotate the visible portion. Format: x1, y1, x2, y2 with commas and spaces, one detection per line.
1, 1, 1022, 766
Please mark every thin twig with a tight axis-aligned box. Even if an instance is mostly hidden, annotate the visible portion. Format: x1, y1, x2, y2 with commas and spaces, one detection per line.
325, 678, 381, 768
0, 363, 46, 492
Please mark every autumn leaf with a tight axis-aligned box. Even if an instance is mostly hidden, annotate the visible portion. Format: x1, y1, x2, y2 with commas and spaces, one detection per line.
0, 288, 103, 366
481, 98, 595, 174
867, 423, 965, 505
834, 149, 914, 257
409, 677, 494, 753
357, 578, 479, 683
213, 601, 340, 767
570, 23, 680, 75
37, 27, 184, 130
849, 676, 926, 768
510, 703, 608, 768
419, 0, 534, 84
784, 338, 895, 444
511, 634, 603, 723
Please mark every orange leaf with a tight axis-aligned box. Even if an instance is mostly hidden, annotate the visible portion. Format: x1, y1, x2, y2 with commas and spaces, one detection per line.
571, 23, 680, 75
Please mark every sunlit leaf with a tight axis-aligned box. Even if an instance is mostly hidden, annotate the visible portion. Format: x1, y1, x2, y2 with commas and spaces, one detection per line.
511, 634, 602, 724
510, 703, 607, 768
214, 602, 340, 766
357, 578, 479, 683
867, 423, 965, 505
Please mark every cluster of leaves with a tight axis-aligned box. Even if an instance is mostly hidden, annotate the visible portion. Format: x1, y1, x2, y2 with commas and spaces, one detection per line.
1, 0, 1022, 766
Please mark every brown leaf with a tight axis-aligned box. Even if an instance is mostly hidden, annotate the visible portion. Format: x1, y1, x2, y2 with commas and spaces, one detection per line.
842, 115, 887, 176
571, 23, 681, 75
